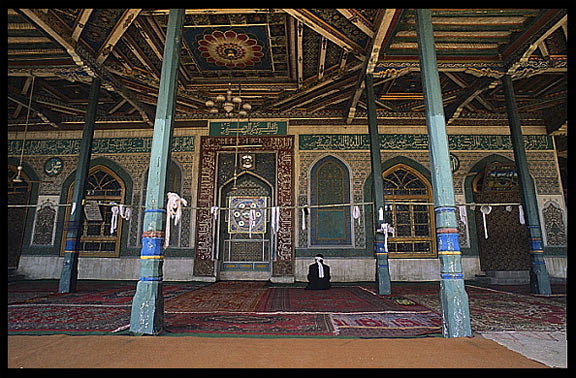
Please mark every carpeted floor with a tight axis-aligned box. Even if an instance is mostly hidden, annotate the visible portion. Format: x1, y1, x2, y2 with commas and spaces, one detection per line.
7, 279, 566, 339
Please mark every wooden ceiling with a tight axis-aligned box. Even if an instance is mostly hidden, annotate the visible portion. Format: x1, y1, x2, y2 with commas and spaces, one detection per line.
6, 8, 568, 135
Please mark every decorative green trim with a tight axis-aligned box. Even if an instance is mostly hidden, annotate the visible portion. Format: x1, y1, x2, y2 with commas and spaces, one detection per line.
8, 136, 195, 155
209, 121, 287, 136
298, 134, 553, 151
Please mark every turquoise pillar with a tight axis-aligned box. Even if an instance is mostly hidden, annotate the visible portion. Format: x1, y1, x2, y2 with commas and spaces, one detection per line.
130, 9, 185, 335
502, 75, 552, 295
365, 74, 391, 295
415, 9, 471, 337
58, 76, 100, 293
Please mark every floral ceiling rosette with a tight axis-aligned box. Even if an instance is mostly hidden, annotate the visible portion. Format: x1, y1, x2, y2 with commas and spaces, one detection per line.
198, 30, 265, 69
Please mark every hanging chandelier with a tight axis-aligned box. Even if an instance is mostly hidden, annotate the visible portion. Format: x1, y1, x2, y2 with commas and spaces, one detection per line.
205, 82, 252, 117
205, 82, 254, 192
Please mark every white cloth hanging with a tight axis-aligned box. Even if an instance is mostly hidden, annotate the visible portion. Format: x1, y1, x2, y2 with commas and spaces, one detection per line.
110, 202, 130, 234
480, 205, 492, 239
210, 206, 219, 220
110, 205, 119, 234
518, 205, 525, 225
378, 207, 384, 221
458, 205, 467, 226
315, 256, 325, 278
379, 223, 394, 252
352, 205, 361, 226
301, 208, 306, 230
271, 206, 280, 235
249, 208, 257, 238
164, 192, 187, 249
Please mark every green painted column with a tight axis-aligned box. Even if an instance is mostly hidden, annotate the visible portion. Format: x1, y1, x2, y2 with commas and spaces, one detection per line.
502, 75, 552, 295
58, 76, 101, 293
130, 8, 185, 335
415, 9, 471, 337
365, 73, 391, 295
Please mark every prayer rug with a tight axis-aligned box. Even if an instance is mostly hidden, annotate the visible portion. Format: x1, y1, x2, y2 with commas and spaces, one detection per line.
330, 312, 442, 338
404, 284, 566, 332
165, 281, 268, 312
16, 283, 200, 306
164, 312, 334, 336
256, 286, 432, 313
8, 305, 130, 334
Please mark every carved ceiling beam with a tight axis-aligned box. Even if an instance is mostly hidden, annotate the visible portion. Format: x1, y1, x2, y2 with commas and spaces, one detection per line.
317, 36, 327, 81
444, 77, 496, 125
504, 10, 567, 76
296, 19, 304, 88
283, 9, 365, 59
345, 8, 398, 124
96, 9, 141, 65
19, 8, 154, 126
12, 77, 33, 118
71, 9, 93, 42
7, 86, 61, 128
336, 9, 374, 38
444, 72, 495, 112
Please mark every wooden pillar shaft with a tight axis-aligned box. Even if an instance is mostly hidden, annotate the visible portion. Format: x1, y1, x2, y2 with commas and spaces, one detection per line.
130, 9, 185, 335
365, 73, 391, 295
416, 9, 471, 337
502, 75, 552, 295
58, 76, 101, 294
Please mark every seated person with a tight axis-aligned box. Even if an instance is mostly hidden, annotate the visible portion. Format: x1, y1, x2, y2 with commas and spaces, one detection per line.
305, 254, 331, 290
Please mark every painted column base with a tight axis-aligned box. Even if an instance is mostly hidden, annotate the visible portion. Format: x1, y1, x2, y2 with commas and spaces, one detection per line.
530, 254, 552, 295
376, 255, 391, 295
130, 280, 164, 335
58, 253, 79, 293
439, 278, 472, 337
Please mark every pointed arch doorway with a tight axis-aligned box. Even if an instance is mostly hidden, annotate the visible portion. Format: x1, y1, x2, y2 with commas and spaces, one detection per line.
217, 172, 273, 280
472, 161, 530, 271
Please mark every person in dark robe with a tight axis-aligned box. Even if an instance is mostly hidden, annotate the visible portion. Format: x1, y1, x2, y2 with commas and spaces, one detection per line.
305, 254, 331, 290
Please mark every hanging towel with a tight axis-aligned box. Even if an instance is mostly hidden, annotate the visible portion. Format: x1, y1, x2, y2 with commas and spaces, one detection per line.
164, 192, 187, 249
271, 206, 280, 235
110, 205, 119, 234
353, 205, 361, 226
518, 205, 525, 225
315, 256, 325, 278
301, 207, 307, 230
210, 206, 219, 220
378, 207, 384, 221
458, 205, 467, 225
249, 208, 257, 238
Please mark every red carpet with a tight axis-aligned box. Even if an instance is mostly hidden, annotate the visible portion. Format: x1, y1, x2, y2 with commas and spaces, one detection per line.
7, 280, 566, 338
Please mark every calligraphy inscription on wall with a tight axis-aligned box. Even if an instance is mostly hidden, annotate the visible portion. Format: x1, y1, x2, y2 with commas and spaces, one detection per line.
8, 136, 195, 155
298, 134, 554, 151
209, 121, 288, 136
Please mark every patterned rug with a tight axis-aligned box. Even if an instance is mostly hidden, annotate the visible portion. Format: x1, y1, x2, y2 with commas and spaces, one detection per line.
8, 305, 130, 334
403, 284, 566, 333
165, 313, 334, 336
9, 280, 563, 338
165, 281, 268, 312
330, 312, 442, 338
256, 286, 432, 313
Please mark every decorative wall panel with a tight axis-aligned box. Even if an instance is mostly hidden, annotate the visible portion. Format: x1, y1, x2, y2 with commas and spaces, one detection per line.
194, 136, 294, 277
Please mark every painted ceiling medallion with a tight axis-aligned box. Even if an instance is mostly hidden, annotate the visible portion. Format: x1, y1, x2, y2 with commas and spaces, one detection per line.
198, 30, 264, 68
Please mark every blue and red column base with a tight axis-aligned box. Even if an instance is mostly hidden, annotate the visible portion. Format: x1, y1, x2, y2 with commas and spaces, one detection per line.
130, 230, 165, 335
